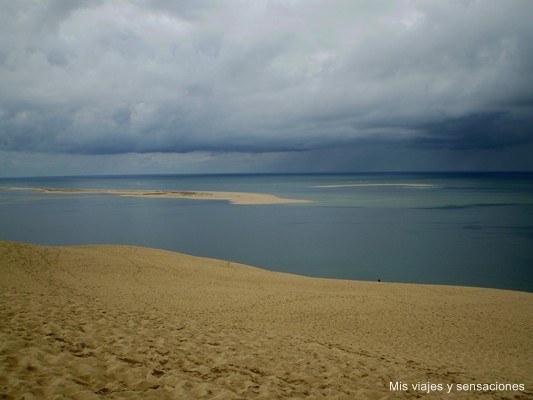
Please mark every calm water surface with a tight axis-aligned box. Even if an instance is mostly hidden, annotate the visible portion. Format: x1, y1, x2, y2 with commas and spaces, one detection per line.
1, 173, 532, 292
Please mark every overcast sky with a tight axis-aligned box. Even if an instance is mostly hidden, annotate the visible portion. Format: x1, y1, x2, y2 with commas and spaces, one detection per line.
1, 0, 532, 176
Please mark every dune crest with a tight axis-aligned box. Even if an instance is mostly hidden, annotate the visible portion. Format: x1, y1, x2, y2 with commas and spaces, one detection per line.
0, 241, 531, 399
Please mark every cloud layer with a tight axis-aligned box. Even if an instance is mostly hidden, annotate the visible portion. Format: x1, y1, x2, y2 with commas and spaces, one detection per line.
0, 0, 532, 173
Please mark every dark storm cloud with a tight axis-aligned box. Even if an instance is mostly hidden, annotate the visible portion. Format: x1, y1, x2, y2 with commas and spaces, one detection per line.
0, 0, 532, 168
414, 112, 533, 150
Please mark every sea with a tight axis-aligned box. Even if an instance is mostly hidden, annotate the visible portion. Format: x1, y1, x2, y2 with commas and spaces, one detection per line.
0, 172, 532, 292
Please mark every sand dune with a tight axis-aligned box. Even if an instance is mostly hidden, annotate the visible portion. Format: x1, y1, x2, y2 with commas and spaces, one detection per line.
0, 187, 312, 205
0, 241, 531, 399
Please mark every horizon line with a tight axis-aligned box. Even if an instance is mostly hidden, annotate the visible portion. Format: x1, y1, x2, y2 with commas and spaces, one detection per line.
1, 171, 533, 180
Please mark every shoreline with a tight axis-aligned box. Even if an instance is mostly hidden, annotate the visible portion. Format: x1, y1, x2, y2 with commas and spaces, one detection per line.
0, 186, 313, 205
1, 240, 531, 399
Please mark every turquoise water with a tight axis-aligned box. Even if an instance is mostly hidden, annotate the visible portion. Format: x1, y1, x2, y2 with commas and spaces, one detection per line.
1, 173, 532, 292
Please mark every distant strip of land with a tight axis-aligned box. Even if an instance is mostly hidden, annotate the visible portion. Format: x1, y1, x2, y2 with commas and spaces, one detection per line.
313, 183, 435, 188
0, 187, 312, 205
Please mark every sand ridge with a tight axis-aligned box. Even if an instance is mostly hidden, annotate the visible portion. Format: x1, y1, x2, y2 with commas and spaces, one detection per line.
0, 187, 313, 205
312, 183, 435, 188
0, 241, 531, 399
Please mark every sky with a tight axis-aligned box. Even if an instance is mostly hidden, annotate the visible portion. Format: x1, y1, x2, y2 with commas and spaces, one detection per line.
1, 0, 532, 177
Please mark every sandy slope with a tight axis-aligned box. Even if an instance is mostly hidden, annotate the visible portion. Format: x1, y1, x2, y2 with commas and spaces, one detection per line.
0, 241, 531, 399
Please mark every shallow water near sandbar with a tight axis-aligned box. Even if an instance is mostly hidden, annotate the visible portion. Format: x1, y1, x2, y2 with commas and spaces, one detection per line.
1, 172, 532, 291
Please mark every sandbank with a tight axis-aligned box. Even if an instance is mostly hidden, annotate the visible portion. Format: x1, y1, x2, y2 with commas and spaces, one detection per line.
0, 241, 531, 399
0, 187, 312, 205
313, 183, 435, 188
